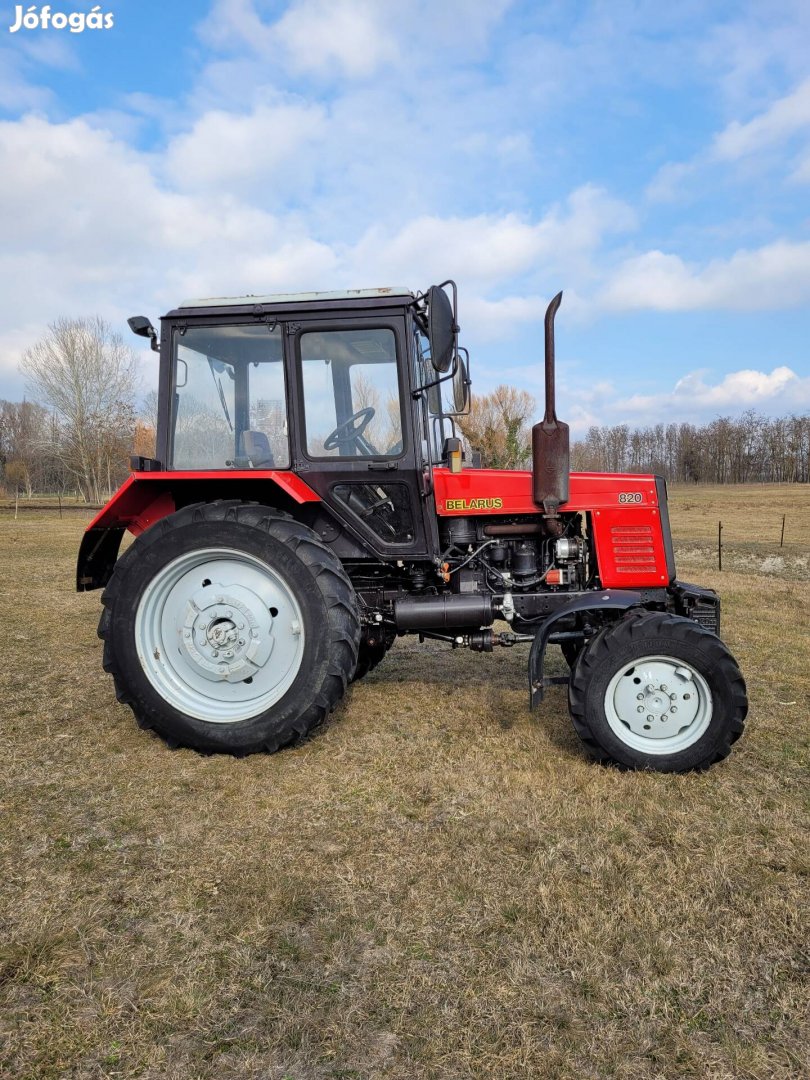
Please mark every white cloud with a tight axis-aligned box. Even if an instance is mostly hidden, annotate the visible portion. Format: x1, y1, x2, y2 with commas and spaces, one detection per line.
557, 365, 810, 436
645, 161, 697, 204
789, 151, 810, 184
601, 240, 810, 312
672, 366, 798, 406
198, 0, 514, 79
712, 77, 810, 160
196, 0, 403, 79
274, 0, 398, 78
0, 113, 341, 381
0, 112, 634, 387
614, 365, 810, 419
0, 47, 53, 111
164, 100, 327, 193
347, 185, 636, 290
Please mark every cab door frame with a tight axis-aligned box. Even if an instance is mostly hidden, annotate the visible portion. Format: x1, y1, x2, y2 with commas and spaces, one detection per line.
286, 312, 439, 559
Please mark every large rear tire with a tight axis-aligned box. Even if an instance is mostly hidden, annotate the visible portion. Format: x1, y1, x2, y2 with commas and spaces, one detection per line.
568, 612, 747, 772
98, 502, 360, 755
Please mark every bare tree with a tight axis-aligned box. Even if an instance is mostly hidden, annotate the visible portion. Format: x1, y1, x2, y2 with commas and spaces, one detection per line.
457, 385, 536, 469
20, 317, 137, 502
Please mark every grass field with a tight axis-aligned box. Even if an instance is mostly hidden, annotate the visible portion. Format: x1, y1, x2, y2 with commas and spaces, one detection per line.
0, 484, 808, 1079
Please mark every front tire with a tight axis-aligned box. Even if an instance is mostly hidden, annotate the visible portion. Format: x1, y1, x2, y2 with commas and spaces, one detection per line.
568, 612, 747, 772
99, 502, 360, 755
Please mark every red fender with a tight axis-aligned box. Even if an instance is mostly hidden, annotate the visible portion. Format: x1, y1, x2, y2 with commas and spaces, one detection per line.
77, 470, 320, 590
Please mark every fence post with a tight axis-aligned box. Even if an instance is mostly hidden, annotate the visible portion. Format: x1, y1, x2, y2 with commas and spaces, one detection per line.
718, 521, 722, 571
780, 514, 786, 548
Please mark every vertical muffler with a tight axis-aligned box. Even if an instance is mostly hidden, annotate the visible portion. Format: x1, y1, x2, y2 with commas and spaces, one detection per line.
532, 291, 569, 514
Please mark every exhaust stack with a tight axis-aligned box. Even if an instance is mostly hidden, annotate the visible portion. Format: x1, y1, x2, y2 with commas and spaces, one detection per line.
531, 291, 569, 514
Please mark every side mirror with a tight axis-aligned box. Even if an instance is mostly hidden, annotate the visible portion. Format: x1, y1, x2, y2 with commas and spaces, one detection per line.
128, 315, 159, 352
427, 283, 458, 373
452, 350, 470, 412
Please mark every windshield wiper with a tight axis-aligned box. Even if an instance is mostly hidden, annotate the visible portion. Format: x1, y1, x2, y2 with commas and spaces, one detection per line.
208, 358, 233, 431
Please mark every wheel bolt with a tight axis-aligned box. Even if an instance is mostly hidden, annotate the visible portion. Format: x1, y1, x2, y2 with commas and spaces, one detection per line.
636, 693, 644, 701
671, 706, 678, 713
661, 684, 668, 691
647, 714, 654, 722
683, 693, 691, 701
637, 706, 644, 713
646, 685, 655, 693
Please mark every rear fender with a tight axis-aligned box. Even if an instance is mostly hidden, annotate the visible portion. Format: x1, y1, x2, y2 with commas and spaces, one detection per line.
76, 471, 320, 591
528, 590, 643, 708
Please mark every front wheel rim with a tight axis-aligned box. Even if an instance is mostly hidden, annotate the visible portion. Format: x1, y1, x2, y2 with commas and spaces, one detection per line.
134, 547, 306, 723
604, 654, 713, 755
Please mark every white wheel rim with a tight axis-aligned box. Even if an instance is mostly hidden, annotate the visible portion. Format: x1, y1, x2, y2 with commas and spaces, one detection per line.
134, 547, 306, 723
604, 654, 713, 755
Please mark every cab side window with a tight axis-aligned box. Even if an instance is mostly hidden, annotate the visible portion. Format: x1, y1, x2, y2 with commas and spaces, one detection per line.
300, 328, 403, 458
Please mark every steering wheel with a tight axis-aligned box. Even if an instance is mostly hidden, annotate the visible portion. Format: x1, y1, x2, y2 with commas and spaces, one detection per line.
323, 407, 375, 452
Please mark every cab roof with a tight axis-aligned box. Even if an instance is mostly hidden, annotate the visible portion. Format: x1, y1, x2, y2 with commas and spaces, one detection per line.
175, 287, 415, 310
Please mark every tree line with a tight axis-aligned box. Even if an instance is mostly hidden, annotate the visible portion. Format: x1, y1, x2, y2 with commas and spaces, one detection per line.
571, 412, 810, 483
456, 387, 809, 482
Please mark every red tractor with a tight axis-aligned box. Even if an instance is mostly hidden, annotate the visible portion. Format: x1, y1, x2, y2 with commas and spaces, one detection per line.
77, 285, 747, 771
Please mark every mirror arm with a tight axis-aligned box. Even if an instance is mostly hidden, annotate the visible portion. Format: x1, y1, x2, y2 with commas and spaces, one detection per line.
436, 279, 459, 333
413, 367, 453, 399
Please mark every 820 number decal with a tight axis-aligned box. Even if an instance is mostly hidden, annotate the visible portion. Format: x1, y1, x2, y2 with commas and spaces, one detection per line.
619, 492, 643, 503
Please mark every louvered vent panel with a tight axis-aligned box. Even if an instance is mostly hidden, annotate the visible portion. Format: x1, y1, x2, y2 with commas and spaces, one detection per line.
610, 525, 657, 573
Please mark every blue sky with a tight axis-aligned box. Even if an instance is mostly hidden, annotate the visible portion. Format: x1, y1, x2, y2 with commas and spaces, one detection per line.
1, 0, 809, 433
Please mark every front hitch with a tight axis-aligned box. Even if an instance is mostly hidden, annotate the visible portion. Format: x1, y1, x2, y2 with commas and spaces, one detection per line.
528, 590, 644, 709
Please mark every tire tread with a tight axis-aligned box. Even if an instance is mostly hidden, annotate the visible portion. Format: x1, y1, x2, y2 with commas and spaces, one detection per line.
568, 611, 747, 772
98, 500, 360, 755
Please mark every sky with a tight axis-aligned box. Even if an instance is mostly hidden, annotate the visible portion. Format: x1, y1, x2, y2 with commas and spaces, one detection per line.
1, 0, 809, 435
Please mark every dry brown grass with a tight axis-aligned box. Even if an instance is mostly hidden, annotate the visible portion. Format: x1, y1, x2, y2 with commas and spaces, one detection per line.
0, 485, 808, 1079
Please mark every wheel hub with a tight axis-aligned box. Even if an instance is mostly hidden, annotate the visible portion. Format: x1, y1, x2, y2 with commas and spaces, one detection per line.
135, 548, 306, 723
605, 656, 712, 752
180, 583, 302, 684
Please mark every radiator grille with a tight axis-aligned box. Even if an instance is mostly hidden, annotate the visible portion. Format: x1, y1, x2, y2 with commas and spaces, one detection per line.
610, 525, 657, 574
691, 605, 719, 634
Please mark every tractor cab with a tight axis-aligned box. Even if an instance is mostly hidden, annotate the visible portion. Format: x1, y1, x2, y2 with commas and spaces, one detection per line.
141, 285, 468, 558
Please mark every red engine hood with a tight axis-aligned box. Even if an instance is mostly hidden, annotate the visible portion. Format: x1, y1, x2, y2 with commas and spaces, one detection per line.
433, 467, 661, 514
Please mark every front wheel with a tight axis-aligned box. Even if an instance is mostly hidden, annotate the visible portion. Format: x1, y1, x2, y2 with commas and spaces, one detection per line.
98, 502, 360, 755
568, 612, 747, 772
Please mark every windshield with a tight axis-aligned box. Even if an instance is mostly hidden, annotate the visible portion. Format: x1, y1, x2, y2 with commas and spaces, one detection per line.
171, 324, 288, 470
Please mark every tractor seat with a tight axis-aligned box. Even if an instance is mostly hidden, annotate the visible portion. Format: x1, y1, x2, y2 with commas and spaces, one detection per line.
240, 430, 275, 468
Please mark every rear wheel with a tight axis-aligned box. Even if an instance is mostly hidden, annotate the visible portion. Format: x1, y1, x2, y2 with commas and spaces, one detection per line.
99, 502, 360, 755
568, 612, 747, 772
